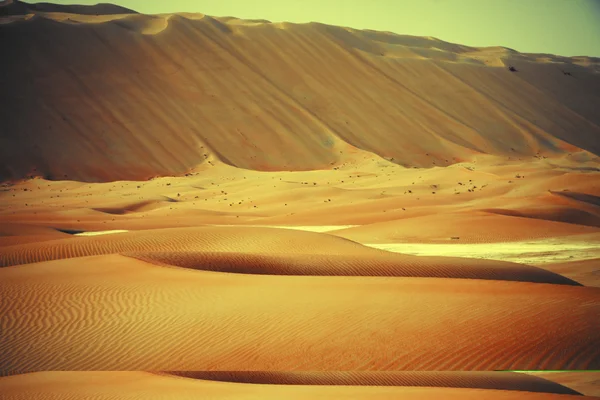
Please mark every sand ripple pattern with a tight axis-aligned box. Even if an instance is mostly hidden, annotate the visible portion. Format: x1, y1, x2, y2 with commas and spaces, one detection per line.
1, 254, 599, 373
0, 226, 385, 267
0, 226, 582, 285
124, 250, 581, 285
0, 371, 596, 400
164, 371, 582, 395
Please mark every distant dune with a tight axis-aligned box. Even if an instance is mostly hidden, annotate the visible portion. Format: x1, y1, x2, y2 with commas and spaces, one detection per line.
0, 0, 137, 16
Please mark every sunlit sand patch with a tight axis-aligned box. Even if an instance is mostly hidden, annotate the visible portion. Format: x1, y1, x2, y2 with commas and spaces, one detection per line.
364, 239, 600, 265
74, 230, 129, 237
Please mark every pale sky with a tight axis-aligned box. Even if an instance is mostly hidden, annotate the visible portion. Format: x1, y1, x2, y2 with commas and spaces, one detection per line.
24, 0, 600, 57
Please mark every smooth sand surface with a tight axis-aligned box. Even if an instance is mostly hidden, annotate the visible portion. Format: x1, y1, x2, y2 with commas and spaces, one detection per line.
1, 372, 598, 400
533, 258, 600, 288
1, 4, 600, 394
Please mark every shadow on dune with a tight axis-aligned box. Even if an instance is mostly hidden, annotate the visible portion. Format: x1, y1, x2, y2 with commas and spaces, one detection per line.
160, 371, 582, 395
122, 250, 583, 286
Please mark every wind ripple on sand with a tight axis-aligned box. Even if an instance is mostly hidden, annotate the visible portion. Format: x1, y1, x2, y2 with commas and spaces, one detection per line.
0, 371, 596, 399
1, 254, 599, 373
0, 225, 582, 285
0, 226, 387, 267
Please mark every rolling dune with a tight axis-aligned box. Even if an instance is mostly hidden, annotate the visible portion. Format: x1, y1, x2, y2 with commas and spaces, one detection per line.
1, 254, 599, 373
534, 258, 600, 288
0, 226, 393, 267
330, 211, 600, 244
0, 371, 597, 399
0, 224, 584, 285
1, 0, 137, 16
124, 250, 581, 285
163, 371, 582, 395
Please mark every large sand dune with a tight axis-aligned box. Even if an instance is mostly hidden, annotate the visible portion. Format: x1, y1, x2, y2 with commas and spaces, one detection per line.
1, 5, 600, 182
1, 371, 597, 399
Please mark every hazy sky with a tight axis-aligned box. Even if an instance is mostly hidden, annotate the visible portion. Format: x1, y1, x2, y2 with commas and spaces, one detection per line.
25, 0, 600, 57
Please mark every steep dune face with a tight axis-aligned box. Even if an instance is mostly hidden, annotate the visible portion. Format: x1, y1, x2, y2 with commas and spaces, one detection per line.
1, 11, 599, 182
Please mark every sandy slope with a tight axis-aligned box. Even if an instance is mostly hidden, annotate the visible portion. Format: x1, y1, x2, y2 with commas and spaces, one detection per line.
163, 371, 582, 394
523, 372, 600, 397
533, 258, 600, 288
0, 225, 583, 285
1, 9, 600, 182
1, 254, 599, 373
0, 372, 597, 399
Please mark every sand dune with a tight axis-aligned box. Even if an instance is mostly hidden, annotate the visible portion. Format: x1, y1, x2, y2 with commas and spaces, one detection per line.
1, 7, 600, 182
164, 371, 582, 394
124, 250, 582, 284
534, 258, 600, 287
330, 211, 600, 244
0, 226, 392, 267
1, 0, 137, 16
0, 223, 72, 246
1, 254, 599, 373
0, 224, 584, 285
523, 372, 600, 397
0, 372, 597, 399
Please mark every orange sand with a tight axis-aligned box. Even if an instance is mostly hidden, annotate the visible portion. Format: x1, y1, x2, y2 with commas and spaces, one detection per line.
164, 371, 582, 395
1, 253, 599, 373
1, 372, 598, 400
523, 372, 600, 397
1, 3, 600, 397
